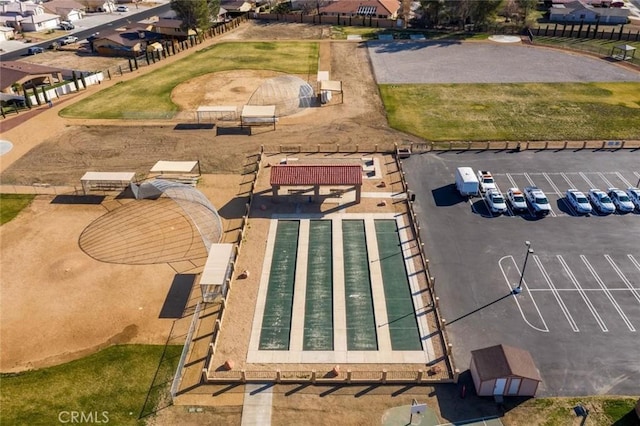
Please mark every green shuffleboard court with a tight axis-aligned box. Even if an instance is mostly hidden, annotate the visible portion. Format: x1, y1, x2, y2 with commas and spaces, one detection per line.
342, 220, 378, 350
375, 220, 422, 350
303, 220, 334, 350
259, 220, 300, 350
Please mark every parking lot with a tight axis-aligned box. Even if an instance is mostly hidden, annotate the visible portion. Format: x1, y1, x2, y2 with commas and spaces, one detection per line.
471, 170, 640, 218
403, 150, 640, 396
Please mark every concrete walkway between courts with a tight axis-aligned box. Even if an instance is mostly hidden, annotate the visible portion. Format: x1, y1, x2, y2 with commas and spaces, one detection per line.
241, 383, 274, 426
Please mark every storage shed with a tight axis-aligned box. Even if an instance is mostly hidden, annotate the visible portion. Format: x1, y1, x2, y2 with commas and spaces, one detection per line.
470, 344, 542, 397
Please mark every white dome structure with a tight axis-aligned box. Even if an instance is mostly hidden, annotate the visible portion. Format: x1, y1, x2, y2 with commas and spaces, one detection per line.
247, 75, 317, 117
79, 181, 222, 265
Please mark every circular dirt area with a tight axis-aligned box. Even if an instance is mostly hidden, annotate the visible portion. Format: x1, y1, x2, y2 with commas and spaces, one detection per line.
171, 69, 289, 111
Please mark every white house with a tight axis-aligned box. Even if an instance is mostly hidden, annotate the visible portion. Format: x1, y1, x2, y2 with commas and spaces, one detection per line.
19, 13, 61, 32
549, 0, 629, 23
0, 25, 15, 40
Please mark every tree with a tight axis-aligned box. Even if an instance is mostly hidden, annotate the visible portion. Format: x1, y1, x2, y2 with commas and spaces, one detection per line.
515, 0, 538, 25
170, 0, 220, 32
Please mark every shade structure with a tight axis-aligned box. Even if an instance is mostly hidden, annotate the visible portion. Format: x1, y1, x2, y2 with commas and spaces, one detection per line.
150, 160, 200, 175
80, 171, 135, 194
199, 243, 234, 302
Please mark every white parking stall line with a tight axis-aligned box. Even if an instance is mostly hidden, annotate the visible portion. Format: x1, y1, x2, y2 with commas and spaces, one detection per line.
534, 256, 578, 332
579, 172, 597, 189
560, 172, 577, 188
529, 288, 640, 291
615, 172, 633, 188
493, 182, 515, 217
597, 172, 616, 189
605, 255, 640, 305
557, 255, 608, 332
628, 254, 640, 273
506, 173, 519, 188
581, 255, 635, 331
543, 173, 563, 196
524, 172, 536, 186
498, 255, 549, 332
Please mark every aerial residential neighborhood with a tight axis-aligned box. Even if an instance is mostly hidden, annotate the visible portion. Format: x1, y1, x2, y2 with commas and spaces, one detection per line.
0, 0, 639, 425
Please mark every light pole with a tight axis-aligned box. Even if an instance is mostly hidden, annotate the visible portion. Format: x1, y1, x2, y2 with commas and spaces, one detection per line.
513, 241, 534, 295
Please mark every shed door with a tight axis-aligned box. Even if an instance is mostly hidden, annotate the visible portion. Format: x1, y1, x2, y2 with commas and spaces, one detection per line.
493, 378, 507, 395
507, 378, 521, 395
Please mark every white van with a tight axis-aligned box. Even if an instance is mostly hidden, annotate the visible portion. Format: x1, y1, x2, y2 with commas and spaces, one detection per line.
455, 167, 480, 197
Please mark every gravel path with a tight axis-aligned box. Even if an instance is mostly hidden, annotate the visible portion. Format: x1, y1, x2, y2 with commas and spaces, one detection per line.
367, 40, 640, 84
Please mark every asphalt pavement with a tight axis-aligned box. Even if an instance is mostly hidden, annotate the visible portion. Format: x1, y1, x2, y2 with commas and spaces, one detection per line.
403, 150, 640, 396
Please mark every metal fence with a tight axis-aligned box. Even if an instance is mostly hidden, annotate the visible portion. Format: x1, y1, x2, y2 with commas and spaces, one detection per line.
170, 302, 203, 398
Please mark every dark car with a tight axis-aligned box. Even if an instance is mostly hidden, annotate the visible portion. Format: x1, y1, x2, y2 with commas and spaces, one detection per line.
27, 46, 45, 55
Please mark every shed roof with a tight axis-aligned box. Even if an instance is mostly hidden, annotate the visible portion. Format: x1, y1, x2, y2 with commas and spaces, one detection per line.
471, 344, 542, 382
150, 160, 199, 174
241, 105, 276, 118
81, 171, 136, 182
270, 165, 362, 186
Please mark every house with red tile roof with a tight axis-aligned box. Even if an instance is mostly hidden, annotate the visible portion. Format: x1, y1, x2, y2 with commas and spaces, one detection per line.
319, 0, 400, 18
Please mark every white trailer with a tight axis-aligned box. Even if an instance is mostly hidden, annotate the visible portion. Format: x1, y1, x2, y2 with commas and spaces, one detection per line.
455, 167, 480, 197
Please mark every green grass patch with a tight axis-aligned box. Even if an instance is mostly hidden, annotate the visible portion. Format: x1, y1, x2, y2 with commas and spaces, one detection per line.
603, 399, 637, 424
0, 193, 35, 225
0, 344, 181, 426
61, 42, 319, 119
380, 82, 640, 141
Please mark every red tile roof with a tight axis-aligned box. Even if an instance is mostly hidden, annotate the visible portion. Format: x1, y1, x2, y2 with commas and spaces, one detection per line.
270, 165, 362, 186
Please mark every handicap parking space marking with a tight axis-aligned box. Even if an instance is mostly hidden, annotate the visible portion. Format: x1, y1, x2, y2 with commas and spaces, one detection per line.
532, 255, 579, 332
557, 255, 608, 332
498, 255, 549, 332
605, 255, 640, 305
581, 255, 635, 331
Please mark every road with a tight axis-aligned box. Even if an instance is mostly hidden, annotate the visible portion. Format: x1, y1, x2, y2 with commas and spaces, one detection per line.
0, 2, 171, 60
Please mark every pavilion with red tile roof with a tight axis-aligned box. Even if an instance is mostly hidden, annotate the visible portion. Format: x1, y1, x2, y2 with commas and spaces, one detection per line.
270, 164, 362, 203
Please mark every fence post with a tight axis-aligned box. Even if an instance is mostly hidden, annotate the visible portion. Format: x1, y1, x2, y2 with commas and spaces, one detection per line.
434, 296, 439, 308
311, 370, 317, 384
417, 369, 423, 383
347, 370, 352, 384
441, 318, 446, 329
453, 369, 460, 384
276, 370, 281, 383
241, 370, 247, 383
382, 370, 387, 384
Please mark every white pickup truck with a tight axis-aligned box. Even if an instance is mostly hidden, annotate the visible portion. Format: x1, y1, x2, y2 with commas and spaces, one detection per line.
524, 186, 551, 216
477, 170, 497, 193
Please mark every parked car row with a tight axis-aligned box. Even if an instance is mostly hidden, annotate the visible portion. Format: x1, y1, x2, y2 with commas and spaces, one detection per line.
498, 185, 640, 216
454, 167, 640, 217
